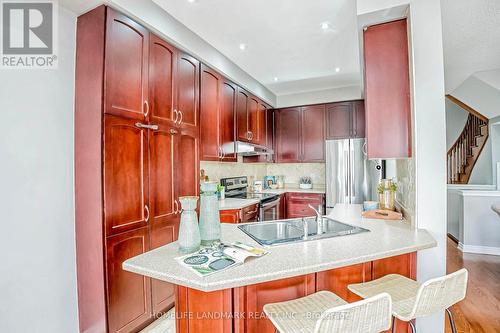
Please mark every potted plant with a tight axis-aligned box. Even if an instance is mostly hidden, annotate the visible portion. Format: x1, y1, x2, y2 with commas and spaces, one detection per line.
378, 180, 397, 211
299, 176, 313, 189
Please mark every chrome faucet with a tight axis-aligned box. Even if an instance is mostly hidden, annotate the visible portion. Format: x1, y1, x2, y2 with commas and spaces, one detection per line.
308, 204, 323, 235
301, 218, 309, 240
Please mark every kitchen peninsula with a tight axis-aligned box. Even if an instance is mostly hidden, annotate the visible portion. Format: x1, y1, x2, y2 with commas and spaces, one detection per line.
124, 205, 436, 333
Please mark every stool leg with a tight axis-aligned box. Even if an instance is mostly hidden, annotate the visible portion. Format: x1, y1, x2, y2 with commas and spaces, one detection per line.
446, 308, 457, 333
409, 320, 417, 333
391, 317, 396, 333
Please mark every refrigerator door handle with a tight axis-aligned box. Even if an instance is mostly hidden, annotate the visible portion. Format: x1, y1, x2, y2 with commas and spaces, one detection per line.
350, 141, 356, 199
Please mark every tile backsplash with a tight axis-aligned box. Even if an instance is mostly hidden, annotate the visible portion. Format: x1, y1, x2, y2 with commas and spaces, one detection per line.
200, 158, 325, 188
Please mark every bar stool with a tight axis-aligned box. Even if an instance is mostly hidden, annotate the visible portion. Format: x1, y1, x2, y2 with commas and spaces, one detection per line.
263, 291, 392, 333
347, 268, 468, 333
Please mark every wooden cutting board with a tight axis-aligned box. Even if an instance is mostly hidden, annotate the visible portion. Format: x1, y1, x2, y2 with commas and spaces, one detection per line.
362, 209, 403, 220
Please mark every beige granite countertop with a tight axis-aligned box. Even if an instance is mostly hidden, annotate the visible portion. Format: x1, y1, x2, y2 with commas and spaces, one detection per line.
123, 204, 436, 292
218, 198, 260, 210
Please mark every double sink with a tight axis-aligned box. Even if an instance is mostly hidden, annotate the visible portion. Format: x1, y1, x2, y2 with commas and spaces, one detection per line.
238, 216, 369, 246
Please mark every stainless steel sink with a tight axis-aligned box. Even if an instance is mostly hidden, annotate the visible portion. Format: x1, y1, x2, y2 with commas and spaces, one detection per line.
238, 217, 369, 246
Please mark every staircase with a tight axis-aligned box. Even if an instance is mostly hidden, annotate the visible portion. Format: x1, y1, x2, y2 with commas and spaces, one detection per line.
447, 95, 489, 184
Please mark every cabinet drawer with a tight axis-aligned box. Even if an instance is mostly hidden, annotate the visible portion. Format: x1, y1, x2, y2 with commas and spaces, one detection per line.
286, 193, 324, 204
242, 204, 259, 222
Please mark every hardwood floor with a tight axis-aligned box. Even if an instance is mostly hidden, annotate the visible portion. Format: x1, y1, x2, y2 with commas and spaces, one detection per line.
446, 237, 500, 333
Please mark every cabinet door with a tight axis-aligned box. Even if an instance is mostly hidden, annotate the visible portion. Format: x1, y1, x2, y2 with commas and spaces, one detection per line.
275, 108, 301, 162
286, 193, 325, 218
352, 101, 366, 138
301, 105, 326, 162
364, 19, 411, 158
106, 227, 151, 333
316, 263, 372, 302
149, 34, 176, 126
105, 8, 149, 120
236, 88, 249, 142
177, 53, 199, 128
149, 124, 179, 314
220, 80, 237, 162
176, 128, 200, 198
247, 96, 260, 143
254, 101, 268, 146
200, 65, 221, 161
104, 115, 148, 236
234, 274, 316, 333
326, 102, 352, 139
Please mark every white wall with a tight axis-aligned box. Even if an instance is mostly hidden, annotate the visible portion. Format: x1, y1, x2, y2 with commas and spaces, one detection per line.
276, 85, 362, 108
409, 0, 448, 331
0, 7, 79, 333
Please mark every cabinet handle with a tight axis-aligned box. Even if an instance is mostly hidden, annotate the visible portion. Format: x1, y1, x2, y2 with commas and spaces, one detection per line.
245, 209, 258, 215
222, 149, 226, 160
169, 128, 178, 135
145, 205, 150, 222
178, 110, 183, 124
174, 109, 179, 124
174, 200, 179, 214
144, 100, 149, 117
135, 122, 159, 130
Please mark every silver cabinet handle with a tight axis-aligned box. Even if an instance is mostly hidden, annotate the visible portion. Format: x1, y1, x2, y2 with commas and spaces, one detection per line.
178, 110, 183, 124
218, 146, 222, 159
135, 122, 159, 130
144, 100, 149, 117
174, 109, 179, 124
169, 128, 178, 135
145, 205, 150, 222
222, 148, 226, 160
174, 200, 179, 214
249, 131, 253, 141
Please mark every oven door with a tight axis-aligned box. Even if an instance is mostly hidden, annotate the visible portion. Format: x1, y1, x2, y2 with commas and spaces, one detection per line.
259, 198, 281, 222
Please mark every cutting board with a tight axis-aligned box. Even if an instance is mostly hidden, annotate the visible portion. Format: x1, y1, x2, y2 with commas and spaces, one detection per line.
362, 209, 403, 221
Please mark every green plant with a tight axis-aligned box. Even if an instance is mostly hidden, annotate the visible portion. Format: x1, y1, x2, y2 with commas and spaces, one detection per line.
300, 176, 312, 184
389, 182, 398, 193
377, 182, 385, 194
216, 184, 224, 193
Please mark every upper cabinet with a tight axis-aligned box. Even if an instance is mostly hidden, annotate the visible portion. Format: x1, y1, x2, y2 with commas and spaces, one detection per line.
104, 9, 149, 121
364, 19, 411, 158
200, 65, 237, 162
236, 87, 268, 145
275, 106, 325, 163
176, 53, 200, 128
326, 100, 365, 140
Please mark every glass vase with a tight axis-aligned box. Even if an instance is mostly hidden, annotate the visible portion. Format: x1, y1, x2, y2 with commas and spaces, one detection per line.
177, 196, 201, 254
199, 182, 221, 245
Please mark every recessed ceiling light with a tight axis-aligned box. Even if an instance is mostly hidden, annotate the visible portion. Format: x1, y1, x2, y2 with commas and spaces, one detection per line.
239, 43, 246, 51
335, 67, 340, 73
274, 77, 278, 82
321, 22, 330, 30
187, 0, 196, 3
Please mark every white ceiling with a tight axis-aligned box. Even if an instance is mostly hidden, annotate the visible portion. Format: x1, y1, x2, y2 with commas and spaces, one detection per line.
441, 0, 500, 92
152, 0, 361, 96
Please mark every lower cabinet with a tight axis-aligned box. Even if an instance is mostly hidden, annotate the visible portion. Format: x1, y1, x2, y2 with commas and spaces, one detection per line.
233, 274, 316, 333
106, 228, 152, 333
316, 262, 372, 303
220, 203, 259, 223
286, 192, 325, 218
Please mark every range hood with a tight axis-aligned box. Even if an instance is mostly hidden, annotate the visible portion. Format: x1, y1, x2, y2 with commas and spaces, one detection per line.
223, 141, 274, 157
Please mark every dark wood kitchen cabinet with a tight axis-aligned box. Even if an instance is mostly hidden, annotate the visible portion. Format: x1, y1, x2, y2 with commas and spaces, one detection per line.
316, 263, 372, 303
275, 106, 325, 163
104, 9, 149, 121
75, 6, 199, 333
200, 65, 237, 162
326, 100, 365, 139
236, 87, 268, 145
364, 19, 411, 158
285, 192, 325, 218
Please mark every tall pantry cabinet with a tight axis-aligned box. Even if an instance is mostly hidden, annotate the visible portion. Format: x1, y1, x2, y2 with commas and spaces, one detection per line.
75, 6, 200, 333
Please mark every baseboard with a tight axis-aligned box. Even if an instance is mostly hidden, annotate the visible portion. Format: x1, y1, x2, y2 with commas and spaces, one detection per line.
447, 233, 459, 244
458, 242, 500, 255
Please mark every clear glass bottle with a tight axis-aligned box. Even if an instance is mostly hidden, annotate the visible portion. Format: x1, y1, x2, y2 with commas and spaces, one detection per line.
199, 182, 221, 245
177, 196, 201, 253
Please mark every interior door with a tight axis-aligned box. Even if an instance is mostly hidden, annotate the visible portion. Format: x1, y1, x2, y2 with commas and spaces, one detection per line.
236, 88, 249, 142
149, 124, 179, 314
105, 8, 149, 120
220, 80, 237, 162
176, 53, 199, 128
200, 65, 221, 161
149, 34, 176, 125
104, 115, 148, 236
301, 105, 326, 162
106, 227, 151, 333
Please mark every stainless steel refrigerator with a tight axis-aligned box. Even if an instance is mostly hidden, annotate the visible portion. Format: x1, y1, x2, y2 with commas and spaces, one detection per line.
326, 139, 382, 211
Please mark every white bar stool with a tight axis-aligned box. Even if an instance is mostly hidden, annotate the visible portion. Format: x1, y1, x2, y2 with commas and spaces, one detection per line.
263, 290, 392, 333
348, 268, 468, 333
